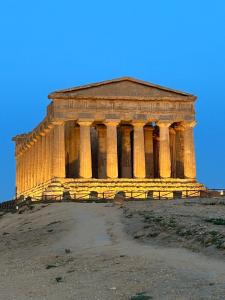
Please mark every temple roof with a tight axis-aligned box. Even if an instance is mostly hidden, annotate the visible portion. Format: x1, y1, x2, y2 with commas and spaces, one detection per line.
48, 77, 196, 101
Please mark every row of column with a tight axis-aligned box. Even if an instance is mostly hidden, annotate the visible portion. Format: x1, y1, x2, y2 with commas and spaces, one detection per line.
77, 120, 196, 180
16, 119, 196, 195
74, 121, 147, 179
16, 122, 65, 194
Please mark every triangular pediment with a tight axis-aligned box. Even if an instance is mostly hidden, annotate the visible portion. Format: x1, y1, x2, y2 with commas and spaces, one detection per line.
48, 77, 196, 101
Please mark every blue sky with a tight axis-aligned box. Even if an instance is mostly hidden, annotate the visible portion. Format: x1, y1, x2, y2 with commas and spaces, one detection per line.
0, 0, 225, 201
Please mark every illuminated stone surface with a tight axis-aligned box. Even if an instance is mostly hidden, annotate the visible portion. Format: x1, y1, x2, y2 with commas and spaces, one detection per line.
12, 77, 204, 199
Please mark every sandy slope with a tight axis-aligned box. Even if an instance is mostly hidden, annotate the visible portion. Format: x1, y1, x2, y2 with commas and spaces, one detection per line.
0, 202, 225, 300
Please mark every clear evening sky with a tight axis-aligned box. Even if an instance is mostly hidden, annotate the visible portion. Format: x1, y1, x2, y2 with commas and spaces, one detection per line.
0, 1, 225, 201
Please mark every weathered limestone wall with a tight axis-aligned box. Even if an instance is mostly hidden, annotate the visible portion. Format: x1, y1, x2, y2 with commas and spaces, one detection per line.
65, 121, 79, 178
121, 125, 132, 178
97, 125, 107, 179
91, 127, 98, 178
175, 124, 185, 178
144, 126, 154, 178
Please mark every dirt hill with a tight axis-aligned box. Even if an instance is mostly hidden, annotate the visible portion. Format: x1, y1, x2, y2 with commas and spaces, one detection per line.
0, 199, 225, 299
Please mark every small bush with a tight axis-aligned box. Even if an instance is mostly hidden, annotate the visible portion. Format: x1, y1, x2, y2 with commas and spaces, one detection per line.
205, 218, 225, 225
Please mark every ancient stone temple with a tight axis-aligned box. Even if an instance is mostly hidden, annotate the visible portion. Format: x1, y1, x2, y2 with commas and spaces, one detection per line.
13, 77, 204, 199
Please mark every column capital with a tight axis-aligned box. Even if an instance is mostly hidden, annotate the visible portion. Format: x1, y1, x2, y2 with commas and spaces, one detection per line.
26, 143, 32, 149
19, 148, 24, 155
47, 123, 54, 129
23, 144, 30, 150
181, 121, 197, 129
19, 147, 26, 156
40, 131, 46, 137
27, 139, 35, 146
43, 126, 51, 133
174, 124, 185, 131
77, 120, 93, 127
132, 121, 146, 128
104, 120, 120, 127
52, 120, 65, 126
156, 121, 172, 128
35, 134, 41, 140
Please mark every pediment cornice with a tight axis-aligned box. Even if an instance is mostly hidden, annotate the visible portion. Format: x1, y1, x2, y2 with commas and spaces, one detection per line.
48, 77, 196, 102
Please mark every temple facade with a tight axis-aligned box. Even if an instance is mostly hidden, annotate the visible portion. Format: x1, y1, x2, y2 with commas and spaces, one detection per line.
13, 77, 204, 199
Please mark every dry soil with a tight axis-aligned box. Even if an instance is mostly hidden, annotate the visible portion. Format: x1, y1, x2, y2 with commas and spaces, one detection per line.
0, 199, 225, 300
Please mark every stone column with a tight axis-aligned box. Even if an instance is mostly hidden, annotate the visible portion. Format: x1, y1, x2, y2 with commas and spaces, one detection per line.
21, 149, 25, 192
74, 125, 80, 178
25, 150, 29, 190
91, 127, 98, 178
48, 128, 53, 180
26, 143, 32, 190
157, 122, 171, 178
16, 154, 21, 195
174, 124, 184, 178
19, 154, 23, 192
22, 150, 26, 192
20, 153, 23, 193
20, 153, 23, 192
121, 125, 132, 178
33, 137, 38, 187
144, 125, 154, 178
52, 122, 66, 178
36, 135, 42, 185
97, 125, 107, 178
15, 155, 19, 195
29, 144, 34, 189
105, 121, 119, 178
78, 121, 92, 178
39, 134, 44, 184
23, 150, 27, 191
153, 132, 160, 178
133, 122, 146, 178
44, 127, 51, 182
28, 141, 34, 188
42, 131, 48, 183
22, 148, 26, 191
182, 121, 197, 179
65, 121, 74, 178
23, 150, 26, 191
169, 127, 176, 178
43, 130, 49, 182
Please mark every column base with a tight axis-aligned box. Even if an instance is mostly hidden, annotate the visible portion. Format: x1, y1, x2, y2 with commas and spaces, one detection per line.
153, 191, 174, 199
42, 178, 64, 201
131, 192, 147, 199
17, 178, 206, 201
182, 190, 200, 198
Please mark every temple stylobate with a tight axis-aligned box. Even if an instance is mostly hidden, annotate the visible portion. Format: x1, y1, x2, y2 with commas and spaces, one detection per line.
13, 77, 204, 199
